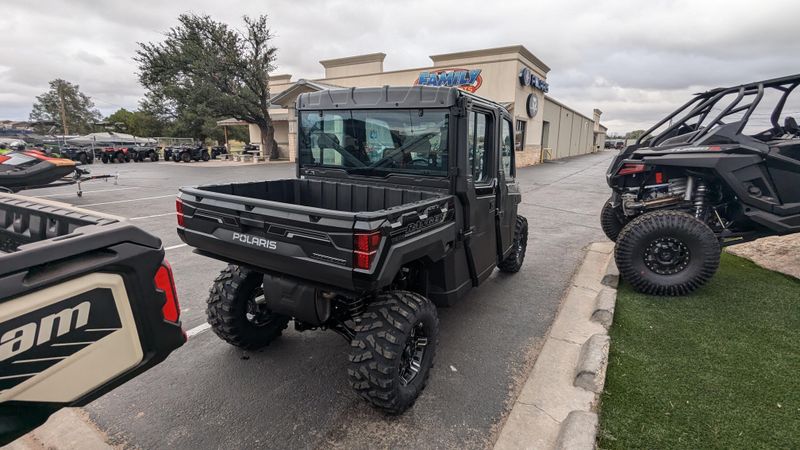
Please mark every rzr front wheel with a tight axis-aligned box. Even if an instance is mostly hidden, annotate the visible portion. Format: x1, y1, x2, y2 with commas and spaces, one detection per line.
615, 210, 720, 296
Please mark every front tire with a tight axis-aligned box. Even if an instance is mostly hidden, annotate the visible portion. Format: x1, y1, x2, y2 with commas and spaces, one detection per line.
181, 152, 191, 163
615, 210, 720, 296
600, 199, 626, 241
498, 215, 528, 273
201, 151, 210, 161
348, 290, 438, 414
206, 265, 290, 349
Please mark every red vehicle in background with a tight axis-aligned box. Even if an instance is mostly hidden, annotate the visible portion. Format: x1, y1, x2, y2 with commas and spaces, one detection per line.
96, 146, 131, 164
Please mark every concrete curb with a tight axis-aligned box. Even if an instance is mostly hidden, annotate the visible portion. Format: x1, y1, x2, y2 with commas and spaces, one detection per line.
590, 288, 617, 329
554, 411, 599, 450
7, 408, 111, 450
574, 334, 610, 393
494, 241, 618, 450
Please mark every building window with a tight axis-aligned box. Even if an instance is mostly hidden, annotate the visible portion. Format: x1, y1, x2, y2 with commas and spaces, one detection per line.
515, 120, 526, 152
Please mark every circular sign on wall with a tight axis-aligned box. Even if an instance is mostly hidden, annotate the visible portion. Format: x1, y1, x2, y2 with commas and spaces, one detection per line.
526, 93, 539, 118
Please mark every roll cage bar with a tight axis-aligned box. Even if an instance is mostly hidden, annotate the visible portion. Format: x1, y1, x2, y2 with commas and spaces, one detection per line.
636, 73, 800, 147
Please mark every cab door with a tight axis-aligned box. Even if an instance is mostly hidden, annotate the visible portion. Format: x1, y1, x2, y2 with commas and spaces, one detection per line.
496, 117, 521, 258
464, 107, 499, 282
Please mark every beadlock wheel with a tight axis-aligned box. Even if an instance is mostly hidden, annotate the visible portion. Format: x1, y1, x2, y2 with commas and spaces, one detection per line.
615, 210, 720, 296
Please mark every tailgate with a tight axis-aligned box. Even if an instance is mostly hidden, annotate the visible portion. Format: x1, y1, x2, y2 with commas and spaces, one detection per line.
178, 187, 359, 289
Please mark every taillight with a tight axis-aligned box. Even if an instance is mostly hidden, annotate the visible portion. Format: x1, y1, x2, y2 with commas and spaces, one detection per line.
176, 198, 185, 227
655, 171, 665, 184
353, 230, 382, 270
154, 260, 181, 323
618, 163, 647, 176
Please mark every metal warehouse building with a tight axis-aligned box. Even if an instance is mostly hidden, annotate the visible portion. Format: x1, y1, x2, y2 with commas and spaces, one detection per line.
240, 45, 606, 167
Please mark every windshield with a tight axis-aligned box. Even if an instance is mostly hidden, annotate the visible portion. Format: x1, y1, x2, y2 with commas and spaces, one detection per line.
298, 109, 449, 176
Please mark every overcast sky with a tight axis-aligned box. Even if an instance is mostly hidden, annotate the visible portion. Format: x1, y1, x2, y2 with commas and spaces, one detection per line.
1, 0, 798, 134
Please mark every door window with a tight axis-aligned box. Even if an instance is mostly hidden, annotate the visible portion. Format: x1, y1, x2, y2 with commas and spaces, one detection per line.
467, 111, 492, 182
501, 118, 514, 178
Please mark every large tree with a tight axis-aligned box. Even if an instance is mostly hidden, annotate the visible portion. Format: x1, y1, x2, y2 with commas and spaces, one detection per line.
29, 79, 101, 135
136, 14, 280, 159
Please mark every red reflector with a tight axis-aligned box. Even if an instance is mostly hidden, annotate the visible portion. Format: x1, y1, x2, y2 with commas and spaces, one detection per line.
618, 163, 647, 176
354, 231, 381, 253
708, 146, 721, 151
354, 231, 382, 269
655, 172, 664, 184
155, 261, 181, 323
176, 198, 185, 227
354, 252, 372, 270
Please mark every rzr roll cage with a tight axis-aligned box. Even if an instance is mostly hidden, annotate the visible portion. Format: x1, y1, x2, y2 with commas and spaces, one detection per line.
637, 74, 800, 148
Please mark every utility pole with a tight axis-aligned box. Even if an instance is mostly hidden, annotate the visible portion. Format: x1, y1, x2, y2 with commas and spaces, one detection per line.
57, 81, 69, 135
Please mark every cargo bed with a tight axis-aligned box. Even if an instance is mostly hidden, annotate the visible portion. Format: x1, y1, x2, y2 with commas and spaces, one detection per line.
177, 178, 456, 291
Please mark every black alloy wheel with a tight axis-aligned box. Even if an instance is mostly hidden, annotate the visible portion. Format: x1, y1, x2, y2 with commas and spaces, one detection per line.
348, 290, 439, 414
615, 210, 720, 296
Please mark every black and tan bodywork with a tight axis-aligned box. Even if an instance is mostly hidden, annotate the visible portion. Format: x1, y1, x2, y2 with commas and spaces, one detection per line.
0, 194, 185, 444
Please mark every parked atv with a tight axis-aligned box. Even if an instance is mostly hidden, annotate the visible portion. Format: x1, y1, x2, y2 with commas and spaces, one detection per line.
604, 74, 800, 295
172, 143, 210, 163
97, 146, 131, 164
128, 145, 160, 162
58, 145, 94, 165
210, 145, 228, 159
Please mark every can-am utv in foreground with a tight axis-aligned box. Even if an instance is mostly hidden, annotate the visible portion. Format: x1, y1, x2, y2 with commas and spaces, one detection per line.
177, 86, 527, 413
604, 74, 800, 295
0, 194, 185, 445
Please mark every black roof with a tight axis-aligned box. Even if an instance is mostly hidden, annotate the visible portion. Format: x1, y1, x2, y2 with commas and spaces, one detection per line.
296, 85, 504, 111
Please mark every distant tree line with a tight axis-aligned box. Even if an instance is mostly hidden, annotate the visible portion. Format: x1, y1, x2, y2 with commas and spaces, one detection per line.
28, 79, 248, 144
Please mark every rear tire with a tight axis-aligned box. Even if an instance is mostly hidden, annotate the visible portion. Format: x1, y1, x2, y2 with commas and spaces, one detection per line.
78, 153, 88, 165
101, 155, 109, 164
615, 210, 720, 296
601, 199, 627, 242
181, 152, 191, 163
206, 265, 290, 349
498, 215, 528, 273
201, 151, 210, 161
150, 151, 159, 162
348, 290, 438, 414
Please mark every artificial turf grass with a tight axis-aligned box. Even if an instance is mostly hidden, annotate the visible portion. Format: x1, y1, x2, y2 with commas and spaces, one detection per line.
597, 253, 800, 449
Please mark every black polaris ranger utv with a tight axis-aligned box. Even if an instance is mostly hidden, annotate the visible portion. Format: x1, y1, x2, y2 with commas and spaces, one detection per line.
0, 194, 185, 444
177, 86, 527, 413
604, 73, 800, 295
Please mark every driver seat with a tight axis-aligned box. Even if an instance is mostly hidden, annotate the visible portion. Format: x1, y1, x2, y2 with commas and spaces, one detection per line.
785, 117, 799, 136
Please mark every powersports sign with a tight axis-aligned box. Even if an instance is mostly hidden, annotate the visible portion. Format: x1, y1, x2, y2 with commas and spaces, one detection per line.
416, 68, 483, 93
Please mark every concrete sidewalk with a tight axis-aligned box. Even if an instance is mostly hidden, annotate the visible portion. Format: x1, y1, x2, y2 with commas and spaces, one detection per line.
494, 242, 618, 450
7, 409, 111, 450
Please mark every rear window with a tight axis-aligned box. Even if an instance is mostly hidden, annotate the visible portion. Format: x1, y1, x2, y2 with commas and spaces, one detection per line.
299, 109, 449, 177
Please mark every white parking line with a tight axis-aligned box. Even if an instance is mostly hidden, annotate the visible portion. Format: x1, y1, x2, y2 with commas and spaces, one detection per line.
186, 322, 211, 337
80, 194, 174, 207
37, 186, 140, 198
130, 212, 175, 220
165, 243, 188, 251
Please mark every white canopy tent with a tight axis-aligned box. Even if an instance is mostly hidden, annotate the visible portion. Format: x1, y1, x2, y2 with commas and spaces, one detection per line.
67, 132, 157, 146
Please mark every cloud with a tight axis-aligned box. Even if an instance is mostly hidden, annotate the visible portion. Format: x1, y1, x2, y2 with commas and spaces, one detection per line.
0, 0, 798, 134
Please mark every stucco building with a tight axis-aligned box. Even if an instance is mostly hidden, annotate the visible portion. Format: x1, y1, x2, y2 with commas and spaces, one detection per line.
244, 45, 605, 166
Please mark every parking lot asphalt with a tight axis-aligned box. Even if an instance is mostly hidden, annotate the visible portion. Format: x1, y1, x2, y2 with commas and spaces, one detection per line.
19, 151, 615, 449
